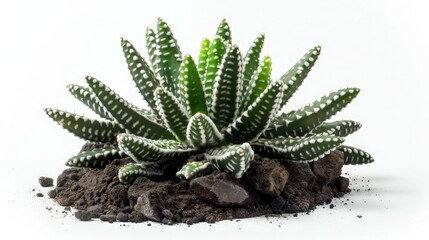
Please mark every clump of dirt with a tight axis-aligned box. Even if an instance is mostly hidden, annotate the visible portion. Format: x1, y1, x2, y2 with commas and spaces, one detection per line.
48, 144, 350, 224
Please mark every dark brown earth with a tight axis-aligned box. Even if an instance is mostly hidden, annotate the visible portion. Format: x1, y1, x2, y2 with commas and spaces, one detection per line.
48, 144, 350, 224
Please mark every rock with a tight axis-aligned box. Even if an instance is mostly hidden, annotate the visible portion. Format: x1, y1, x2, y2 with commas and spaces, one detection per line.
283, 162, 316, 188
38, 176, 54, 187
162, 209, 174, 220
36, 193, 44, 197
335, 176, 350, 192
100, 214, 116, 223
128, 212, 146, 223
116, 212, 129, 222
190, 175, 255, 207
270, 196, 285, 210
312, 150, 344, 185
75, 211, 92, 221
244, 158, 289, 197
283, 204, 300, 213
87, 204, 103, 218
162, 218, 174, 225
47, 189, 56, 198
134, 192, 163, 222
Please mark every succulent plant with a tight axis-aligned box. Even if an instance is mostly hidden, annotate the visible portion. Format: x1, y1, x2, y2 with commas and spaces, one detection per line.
45, 18, 374, 184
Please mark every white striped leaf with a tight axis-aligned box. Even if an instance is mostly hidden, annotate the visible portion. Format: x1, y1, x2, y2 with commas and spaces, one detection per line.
186, 113, 223, 148
145, 27, 158, 70
215, 19, 232, 44
338, 145, 374, 165
155, 87, 189, 141
242, 33, 265, 92
225, 79, 284, 143
66, 146, 126, 168
205, 143, 254, 179
309, 120, 362, 137
252, 134, 344, 162
263, 88, 360, 138
176, 160, 213, 180
67, 84, 112, 120
197, 38, 210, 78
280, 46, 322, 109
117, 133, 195, 163
44, 108, 123, 143
179, 54, 208, 115
203, 36, 226, 106
121, 38, 160, 117
209, 45, 243, 131
86, 76, 174, 139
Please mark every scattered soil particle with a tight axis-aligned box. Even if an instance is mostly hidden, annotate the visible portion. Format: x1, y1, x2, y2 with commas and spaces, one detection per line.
36, 193, 44, 197
51, 145, 350, 225
329, 204, 335, 209
39, 176, 54, 187
357, 215, 362, 218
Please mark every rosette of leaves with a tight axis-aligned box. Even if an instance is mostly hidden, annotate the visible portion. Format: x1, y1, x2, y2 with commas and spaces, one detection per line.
45, 18, 374, 184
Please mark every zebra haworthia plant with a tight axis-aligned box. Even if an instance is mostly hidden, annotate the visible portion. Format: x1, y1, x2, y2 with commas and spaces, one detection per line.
45, 18, 374, 184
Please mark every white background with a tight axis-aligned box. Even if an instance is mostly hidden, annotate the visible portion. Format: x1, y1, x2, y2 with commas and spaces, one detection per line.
1, 0, 428, 239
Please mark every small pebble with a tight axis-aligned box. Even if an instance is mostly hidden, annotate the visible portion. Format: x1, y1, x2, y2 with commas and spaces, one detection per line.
75, 211, 92, 221
357, 215, 362, 218
38, 176, 54, 187
36, 193, 44, 197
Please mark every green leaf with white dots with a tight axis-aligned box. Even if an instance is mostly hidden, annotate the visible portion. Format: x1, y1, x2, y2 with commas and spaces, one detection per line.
179, 55, 208, 115
145, 27, 158, 70
338, 145, 374, 165
209, 45, 243, 131
66, 146, 126, 168
197, 38, 210, 78
155, 18, 182, 95
67, 84, 112, 120
309, 120, 362, 137
86, 76, 174, 139
252, 134, 344, 162
117, 133, 195, 162
121, 38, 160, 117
176, 160, 213, 180
263, 88, 360, 138
280, 46, 322, 109
215, 19, 232, 44
205, 143, 254, 179
225, 80, 284, 143
203, 36, 226, 106
44, 108, 123, 142
239, 55, 272, 114
242, 33, 265, 92
186, 113, 223, 148
155, 87, 189, 141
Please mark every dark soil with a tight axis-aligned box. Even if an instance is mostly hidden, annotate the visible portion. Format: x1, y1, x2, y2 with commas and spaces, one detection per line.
48, 144, 350, 224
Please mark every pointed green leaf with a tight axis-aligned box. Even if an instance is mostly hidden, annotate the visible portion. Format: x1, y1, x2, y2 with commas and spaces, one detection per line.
209, 45, 243, 131
205, 143, 254, 178
280, 46, 322, 109
176, 160, 213, 180
186, 113, 223, 148
310, 120, 362, 137
117, 133, 195, 162
225, 79, 284, 143
203, 36, 226, 105
155, 87, 189, 141
215, 19, 232, 44
67, 84, 112, 120
263, 88, 360, 138
197, 38, 210, 78
155, 18, 182, 95
145, 27, 158, 70
118, 163, 144, 184
121, 38, 160, 117
239, 55, 271, 114
44, 108, 123, 142
338, 145, 374, 165
86, 76, 174, 139
179, 55, 208, 115
252, 134, 344, 162
242, 33, 265, 92
66, 146, 126, 168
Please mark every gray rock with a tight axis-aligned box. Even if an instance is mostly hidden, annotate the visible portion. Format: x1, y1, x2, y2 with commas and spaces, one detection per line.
244, 158, 289, 197
312, 150, 344, 185
100, 214, 116, 223
116, 212, 129, 222
38, 176, 54, 187
87, 204, 103, 218
190, 176, 255, 207
75, 210, 92, 221
134, 192, 163, 222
